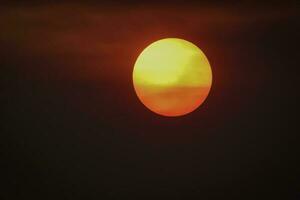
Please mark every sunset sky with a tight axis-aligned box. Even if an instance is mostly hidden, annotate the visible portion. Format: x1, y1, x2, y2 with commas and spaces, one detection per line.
1, 1, 299, 199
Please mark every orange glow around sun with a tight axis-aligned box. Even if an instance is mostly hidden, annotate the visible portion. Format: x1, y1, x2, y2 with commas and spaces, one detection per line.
133, 38, 212, 117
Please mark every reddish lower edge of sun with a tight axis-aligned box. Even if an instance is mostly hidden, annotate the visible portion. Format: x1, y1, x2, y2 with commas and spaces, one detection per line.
133, 38, 212, 117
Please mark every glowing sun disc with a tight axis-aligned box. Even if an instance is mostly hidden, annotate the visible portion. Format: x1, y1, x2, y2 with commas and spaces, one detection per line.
133, 38, 212, 117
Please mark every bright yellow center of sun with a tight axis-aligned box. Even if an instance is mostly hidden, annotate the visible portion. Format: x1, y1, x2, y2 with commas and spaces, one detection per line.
133, 38, 212, 117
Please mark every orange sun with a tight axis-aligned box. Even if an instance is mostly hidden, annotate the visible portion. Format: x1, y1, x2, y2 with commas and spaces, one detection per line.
133, 38, 212, 117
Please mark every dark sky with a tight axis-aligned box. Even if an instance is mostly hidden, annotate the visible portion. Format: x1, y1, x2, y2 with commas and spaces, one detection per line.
1, 1, 299, 199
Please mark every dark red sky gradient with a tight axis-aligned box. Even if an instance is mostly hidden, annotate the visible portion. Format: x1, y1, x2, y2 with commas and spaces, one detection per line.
1, 3, 297, 82
1, 2, 299, 199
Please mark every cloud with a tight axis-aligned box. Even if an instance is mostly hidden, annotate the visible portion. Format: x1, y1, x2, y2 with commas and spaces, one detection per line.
0, 3, 297, 82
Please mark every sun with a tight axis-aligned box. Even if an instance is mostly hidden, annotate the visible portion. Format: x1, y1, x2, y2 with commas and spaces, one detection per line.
133, 38, 212, 117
